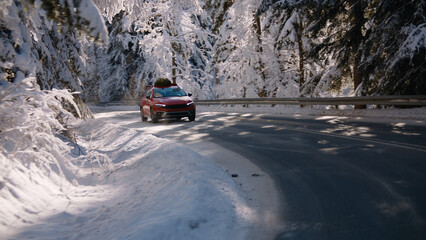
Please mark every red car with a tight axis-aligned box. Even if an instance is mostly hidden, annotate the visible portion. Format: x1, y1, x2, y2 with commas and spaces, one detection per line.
140, 84, 196, 123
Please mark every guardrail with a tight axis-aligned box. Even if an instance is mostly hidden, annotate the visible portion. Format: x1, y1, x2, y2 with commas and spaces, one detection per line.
96, 96, 426, 107
195, 96, 426, 106
95, 101, 138, 106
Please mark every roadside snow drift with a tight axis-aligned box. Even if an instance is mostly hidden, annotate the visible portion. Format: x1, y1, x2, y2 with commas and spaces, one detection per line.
0, 116, 250, 239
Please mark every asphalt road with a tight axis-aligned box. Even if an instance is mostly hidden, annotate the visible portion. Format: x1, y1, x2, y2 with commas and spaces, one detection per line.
96, 107, 426, 240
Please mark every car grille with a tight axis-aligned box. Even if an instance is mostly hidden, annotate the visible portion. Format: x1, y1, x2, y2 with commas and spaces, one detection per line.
164, 104, 188, 109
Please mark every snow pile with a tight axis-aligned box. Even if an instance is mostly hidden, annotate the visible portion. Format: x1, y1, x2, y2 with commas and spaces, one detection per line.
0, 77, 84, 237
0, 99, 250, 239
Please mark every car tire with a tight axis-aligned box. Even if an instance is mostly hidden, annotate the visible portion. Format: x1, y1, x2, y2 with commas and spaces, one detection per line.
140, 107, 147, 122
188, 114, 195, 122
151, 108, 158, 123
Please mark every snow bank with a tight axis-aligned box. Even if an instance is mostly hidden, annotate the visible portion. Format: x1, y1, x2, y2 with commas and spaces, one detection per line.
0, 78, 83, 238
1, 109, 250, 239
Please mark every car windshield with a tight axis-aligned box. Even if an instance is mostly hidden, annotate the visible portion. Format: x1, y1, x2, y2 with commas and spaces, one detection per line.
153, 87, 187, 98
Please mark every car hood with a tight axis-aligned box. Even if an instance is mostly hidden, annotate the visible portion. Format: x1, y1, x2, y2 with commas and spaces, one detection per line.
155, 96, 193, 104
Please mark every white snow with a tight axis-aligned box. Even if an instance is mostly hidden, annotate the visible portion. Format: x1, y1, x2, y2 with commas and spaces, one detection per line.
0, 107, 252, 239
77, 0, 109, 44
2, 100, 426, 239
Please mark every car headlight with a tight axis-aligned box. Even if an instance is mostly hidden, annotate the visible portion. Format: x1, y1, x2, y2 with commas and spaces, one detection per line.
155, 104, 166, 108
187, 102, 194, 106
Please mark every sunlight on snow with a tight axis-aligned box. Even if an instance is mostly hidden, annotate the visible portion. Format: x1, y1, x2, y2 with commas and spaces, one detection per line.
319, 147, 340, 155
238, 131, 251, 136
318, 140, 330, 144
315, 116, 348, 124
180, 131, 209, 142
391, 130, 421, 136
261, 125, 277, 129
392, 123, 406, 128
391, 122, 421, 136
315, 116, 376, 137
376, 201, 413, 217
321, 124, 376, 137
215, 182, 257, 228
142, 123, 185, 134
205, 115, 238, 130
94, 111, 137, 119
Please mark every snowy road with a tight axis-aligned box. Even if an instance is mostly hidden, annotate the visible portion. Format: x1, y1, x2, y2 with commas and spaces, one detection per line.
90, 105, 426, 240
190, 111, 426, 240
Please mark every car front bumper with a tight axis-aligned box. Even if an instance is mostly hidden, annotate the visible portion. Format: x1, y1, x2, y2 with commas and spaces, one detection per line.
156, 109, 196, 119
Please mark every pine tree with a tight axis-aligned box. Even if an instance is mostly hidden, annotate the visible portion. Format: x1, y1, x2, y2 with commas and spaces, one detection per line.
305, 1, 369, 102
360, 0, 426, 96
259, 0, 310, 97
206, 0, 235, 86
1, 0, 105, 118
207, 0, 277, 98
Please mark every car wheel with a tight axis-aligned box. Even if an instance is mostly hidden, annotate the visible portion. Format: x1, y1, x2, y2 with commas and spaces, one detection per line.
140, 107, 147, 122
188, 114, 195, 122
150, 108, 158, 123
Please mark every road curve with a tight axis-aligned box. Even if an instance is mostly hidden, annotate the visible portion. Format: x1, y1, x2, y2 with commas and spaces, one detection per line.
94, 106, 426, 240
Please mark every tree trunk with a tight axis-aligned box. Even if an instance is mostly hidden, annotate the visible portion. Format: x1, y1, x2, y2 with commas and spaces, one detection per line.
353, 1, 366, 109
254, 15, 263, 53
214, 67, 219, 85
212, 0, 235, 86
353, 51, 366, 109
253, 14, 267, 97
295, 16, 305, 107
172, 50, 177, 85
296, 21, 305, 92
213, 36, 220, 85
354, 65, 366, 109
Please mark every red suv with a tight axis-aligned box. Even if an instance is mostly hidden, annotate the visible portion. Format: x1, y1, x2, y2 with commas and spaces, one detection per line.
140, 84, 196, 123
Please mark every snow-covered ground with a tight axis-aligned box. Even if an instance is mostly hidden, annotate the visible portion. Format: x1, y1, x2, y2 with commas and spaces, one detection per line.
1, 104, 425, 240
0, 107, 253, 239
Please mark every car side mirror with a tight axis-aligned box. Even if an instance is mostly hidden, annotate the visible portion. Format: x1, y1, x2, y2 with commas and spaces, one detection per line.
188, 93, 192, 97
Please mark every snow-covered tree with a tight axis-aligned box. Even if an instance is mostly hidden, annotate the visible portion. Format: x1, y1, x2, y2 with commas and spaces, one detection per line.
301, 0, 425, 100
1, 0, 107, 114
1, 0, 109, 233
91, 0, 214, 100
258, 0, 315, 97
359, 0, 426, 96
300, 0, 369, 101
35, 0, 423, 102
209, 0, 280, 98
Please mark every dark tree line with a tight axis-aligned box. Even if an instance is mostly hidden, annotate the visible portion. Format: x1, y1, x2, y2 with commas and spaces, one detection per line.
258, 0, 425, 97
